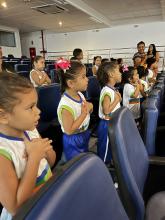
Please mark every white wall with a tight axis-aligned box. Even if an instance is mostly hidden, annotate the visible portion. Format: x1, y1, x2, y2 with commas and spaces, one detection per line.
20, 21, 165, 62
0, 25, 22, 57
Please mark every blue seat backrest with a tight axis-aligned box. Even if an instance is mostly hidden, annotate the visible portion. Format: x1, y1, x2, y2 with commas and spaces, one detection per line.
13, 154, 129, 220
109, 107, 149, 220
141, 98, 158, 155
17, 71, 30, 79
86, 76, 101, 99
37, 83, 61, 121
148, 89, 161, 113
15, 64, 30, 72
46, 64, 55, 72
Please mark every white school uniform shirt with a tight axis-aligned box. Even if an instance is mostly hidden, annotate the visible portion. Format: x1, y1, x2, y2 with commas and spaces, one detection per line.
99, 85, 121, 120
123, 83, 140, 119
0, 128, 52, 220
57, 92, 90, 133
30, 69, 47, 87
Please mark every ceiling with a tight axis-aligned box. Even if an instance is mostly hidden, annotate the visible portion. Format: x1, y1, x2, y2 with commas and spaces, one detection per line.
0, 0, 164, 33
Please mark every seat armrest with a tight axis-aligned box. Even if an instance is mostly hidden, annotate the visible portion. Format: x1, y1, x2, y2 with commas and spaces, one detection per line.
149, 156, 165, 166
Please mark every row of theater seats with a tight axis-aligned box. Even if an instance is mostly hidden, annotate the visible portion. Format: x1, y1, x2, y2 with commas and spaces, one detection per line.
13, 105, 165, 220
141, 72, 165, 156
3, 61, 94, 81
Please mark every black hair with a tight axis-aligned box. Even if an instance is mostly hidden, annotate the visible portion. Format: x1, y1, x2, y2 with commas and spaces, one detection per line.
33, 55, 44, 67
8, 54, 14, 59
101, 58, 109, 64
97, 61, 118, 87
73, 48, 83, 58
147, 44, 157, 56
110, 58, 117, 62
133, 54, 142, 61
57, 61, 85, 93
122, 66, 135, 84
146, 57, 156, 69
93, 56, 102, 65
137, 41, 145, 47
117, 58, 123, 65
0, 71, 33, 112
137, 66, 148, 79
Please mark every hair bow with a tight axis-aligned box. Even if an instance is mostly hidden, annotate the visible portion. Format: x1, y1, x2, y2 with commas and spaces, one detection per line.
122, 64, 129, 72
55, 58, 71, 72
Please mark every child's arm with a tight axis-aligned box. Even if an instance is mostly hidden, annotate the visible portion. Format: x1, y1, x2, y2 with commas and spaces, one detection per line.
131, 83, 140, 98
0, 138, 52, 215
45, 148, 56, 167
61, 101, 89, 135
92, 66, 97, 76
86, 101, 93, 113
102, 92, 121, 115
31, 71, 47, 86
139, 81, 147, 97
45, 73, 51, 84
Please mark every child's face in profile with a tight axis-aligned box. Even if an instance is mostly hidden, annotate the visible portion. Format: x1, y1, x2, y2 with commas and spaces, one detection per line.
34, 58, 45, 71
131, 70, 139, 83
113, 66, 122, 83
5, 89, 40, 135
72, 66, 88, 92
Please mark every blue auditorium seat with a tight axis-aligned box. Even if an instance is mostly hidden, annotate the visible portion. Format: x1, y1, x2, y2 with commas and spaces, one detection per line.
17, 71, 30, 79
13, 153, 129, 220
15, 64, 30, 72
45, 64, 55, 74
108, 107, 165, 220
141, 97, 158, 155
37, 83, 61, 131
86, 76, 101, 100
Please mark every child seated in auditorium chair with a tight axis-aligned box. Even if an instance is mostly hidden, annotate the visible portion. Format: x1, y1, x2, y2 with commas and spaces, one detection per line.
0, 72, 56, 220
97, 61, 122, 163
30, 55, 51, 87
57, 60, 93, 161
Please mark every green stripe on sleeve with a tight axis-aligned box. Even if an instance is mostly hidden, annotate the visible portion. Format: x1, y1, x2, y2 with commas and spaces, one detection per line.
0, 149, 12, 161
58, 105, 75, 120
100, 92, 112, 105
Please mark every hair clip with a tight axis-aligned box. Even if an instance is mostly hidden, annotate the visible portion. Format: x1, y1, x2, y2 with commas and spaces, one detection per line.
122, 64, 129, 72
55, 57, 71, 72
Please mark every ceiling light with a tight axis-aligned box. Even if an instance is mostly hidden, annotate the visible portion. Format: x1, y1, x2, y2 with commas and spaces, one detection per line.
59, 21, 62, 26
1, 1, 7, 8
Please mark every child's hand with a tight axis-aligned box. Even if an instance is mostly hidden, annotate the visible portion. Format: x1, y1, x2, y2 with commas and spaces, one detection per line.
24, 138, 53, 162
81, 100, 88, 116
115, 92, 122, 102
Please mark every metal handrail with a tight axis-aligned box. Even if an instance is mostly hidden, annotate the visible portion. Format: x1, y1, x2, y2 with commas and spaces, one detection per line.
46, 46, 165, 70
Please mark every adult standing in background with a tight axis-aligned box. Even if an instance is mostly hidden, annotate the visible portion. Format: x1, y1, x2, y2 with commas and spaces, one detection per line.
147, 44, 159, 62
133, 41, 146, 66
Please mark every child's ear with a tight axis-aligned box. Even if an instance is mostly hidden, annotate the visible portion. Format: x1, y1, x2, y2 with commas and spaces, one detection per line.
66, 79, 74, 89
0, 109, 9, 125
